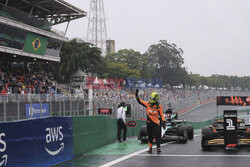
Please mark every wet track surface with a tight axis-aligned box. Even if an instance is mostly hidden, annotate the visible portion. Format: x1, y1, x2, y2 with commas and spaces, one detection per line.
179, 102, 249, 122
179, 102, 219, 121
56, 103, 250, 167
110, 135, 250, 167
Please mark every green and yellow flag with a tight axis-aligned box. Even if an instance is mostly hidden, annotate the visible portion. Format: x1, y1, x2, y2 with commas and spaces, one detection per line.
23, 33, 48, 55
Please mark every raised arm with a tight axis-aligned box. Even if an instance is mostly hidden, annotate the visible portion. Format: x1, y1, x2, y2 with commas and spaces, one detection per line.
135, 89, 147, 108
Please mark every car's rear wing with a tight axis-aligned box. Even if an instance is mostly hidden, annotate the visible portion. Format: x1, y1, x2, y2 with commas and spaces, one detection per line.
215, 96, 250, 118
217, 96, 250, 106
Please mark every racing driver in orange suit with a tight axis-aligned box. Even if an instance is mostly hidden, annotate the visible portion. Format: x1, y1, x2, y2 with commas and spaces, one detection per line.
135, 89, 166, 153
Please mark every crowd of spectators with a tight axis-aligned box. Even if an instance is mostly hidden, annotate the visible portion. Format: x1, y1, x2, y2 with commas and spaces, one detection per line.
93, 88, 205, 102
0, 63, 57, 95
92, 86, 250, 114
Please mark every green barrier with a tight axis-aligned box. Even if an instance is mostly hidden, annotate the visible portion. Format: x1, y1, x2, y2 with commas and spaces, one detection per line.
72, 108, 250, 157
126, 120, 146, 137
73, 116, 116, 157
186, 120, 213, 129
73, 116, 146, 157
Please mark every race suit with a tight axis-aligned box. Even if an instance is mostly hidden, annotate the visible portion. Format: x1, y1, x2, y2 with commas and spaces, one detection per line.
136, 96, 165, 149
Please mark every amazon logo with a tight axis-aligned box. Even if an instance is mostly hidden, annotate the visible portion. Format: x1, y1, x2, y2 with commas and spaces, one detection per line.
45, 126, 64, 156
0, 133, 7, 166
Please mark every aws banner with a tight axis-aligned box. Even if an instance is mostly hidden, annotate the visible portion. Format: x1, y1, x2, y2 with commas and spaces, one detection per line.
23, 33, 48, 55
0, 117, 73, 167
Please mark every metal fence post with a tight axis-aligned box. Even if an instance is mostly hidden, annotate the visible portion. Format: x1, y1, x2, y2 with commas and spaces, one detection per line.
77, 98, 79, 116
17, 98, 20, 120
29, 97, 32, 119
59, 98, 62, 116
70, 97, 72, 116
83, 100, 85, 116
3, 100, 6, 122
40, 95, 42, 117
50, 99, 52, 117
63, 98, 66, 116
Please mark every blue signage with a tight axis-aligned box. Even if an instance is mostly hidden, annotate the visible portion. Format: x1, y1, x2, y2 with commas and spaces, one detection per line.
25, 103, 50, 118
0, 117, 73, 167
126, 77, 163, 89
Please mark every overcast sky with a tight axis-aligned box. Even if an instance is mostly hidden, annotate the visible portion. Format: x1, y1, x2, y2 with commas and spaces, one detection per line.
54, 0, 250, 77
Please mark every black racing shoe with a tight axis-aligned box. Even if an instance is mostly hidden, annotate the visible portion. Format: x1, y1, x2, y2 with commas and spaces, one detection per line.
157, 148, 161, 153
118, 139, 123, 143
148, 147, 152, 153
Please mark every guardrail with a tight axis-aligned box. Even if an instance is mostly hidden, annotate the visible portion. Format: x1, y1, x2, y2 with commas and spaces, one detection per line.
0, 94, 90, 122
92, 94, 215, 121
0, 90, 248, 122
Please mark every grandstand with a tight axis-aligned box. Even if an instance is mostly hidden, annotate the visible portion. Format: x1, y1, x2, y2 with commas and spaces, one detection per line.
0, 0, 88, 121
0, 0, 86, 62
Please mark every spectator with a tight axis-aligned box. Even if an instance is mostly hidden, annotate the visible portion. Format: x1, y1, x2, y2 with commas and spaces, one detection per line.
1, 87, 7, 96
117, 102, 127, 143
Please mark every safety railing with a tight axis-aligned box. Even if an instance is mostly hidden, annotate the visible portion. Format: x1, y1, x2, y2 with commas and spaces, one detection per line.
0, 90, 248, 122
0, 94, 90, 122
92, 89, 249, 121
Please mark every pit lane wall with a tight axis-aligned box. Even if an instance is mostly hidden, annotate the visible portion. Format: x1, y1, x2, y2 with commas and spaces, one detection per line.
0, 116, 145, 166
73, 116, 145, 157
0, 117, 73, 167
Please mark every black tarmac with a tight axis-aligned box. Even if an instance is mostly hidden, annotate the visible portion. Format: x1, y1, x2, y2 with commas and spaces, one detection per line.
56, 102, 250, 167
179, 102, 245, 122
111, 135, 250, 167
102, 103, 250, 167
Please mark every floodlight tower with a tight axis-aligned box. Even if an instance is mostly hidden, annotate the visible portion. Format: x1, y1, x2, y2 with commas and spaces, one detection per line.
87, 0, 107, 56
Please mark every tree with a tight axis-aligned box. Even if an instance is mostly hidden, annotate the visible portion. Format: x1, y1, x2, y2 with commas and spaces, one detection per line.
144, 40, 187, 86
58, 39, 104, 82
37, 39, 103, 83
102, 62, 140, 79
188, 74, 201, 89
105, 49, 150, 78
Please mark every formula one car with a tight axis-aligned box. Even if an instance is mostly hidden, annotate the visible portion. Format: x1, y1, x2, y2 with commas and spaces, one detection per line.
201, 96, 250, 151
201, 118, 250, 150
138, 113, 194, 144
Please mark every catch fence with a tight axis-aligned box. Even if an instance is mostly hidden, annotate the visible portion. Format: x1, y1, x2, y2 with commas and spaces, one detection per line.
0, 90, 248, 122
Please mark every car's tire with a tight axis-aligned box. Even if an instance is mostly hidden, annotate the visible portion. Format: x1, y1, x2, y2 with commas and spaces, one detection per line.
177, 126, 188, 143
201, 127, 213, 151
186, 125, 194, 140
139, 125, 147, 136
139, 125, 148, 143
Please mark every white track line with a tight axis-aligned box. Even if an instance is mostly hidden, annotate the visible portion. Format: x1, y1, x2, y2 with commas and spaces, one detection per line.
100, 134, 201, 167
99, 142, 172, 167
137, 154, 250, 157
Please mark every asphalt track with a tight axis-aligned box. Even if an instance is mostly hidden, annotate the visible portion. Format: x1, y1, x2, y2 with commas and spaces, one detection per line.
103, 135, 250, 167
179, 102, 221, 122
56, 102, 250, 167
179, 102, 250, 122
